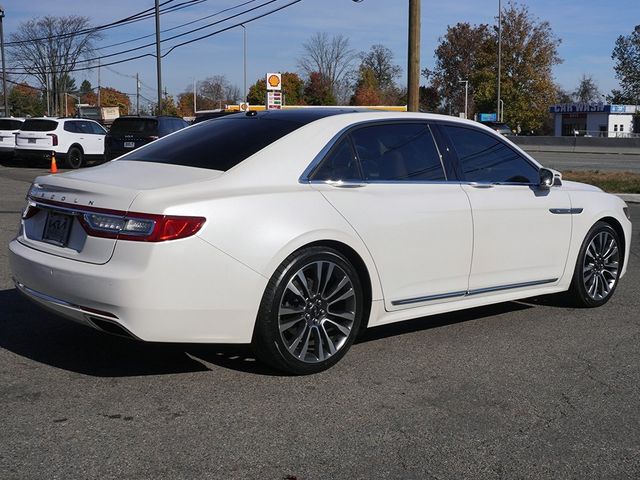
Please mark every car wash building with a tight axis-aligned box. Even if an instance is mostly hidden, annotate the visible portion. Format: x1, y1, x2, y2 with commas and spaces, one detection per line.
549, 103, 638, 137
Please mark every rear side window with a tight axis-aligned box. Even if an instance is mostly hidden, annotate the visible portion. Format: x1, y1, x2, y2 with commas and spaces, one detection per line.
21, 119, 58, 132
441, 125, 538, 183
0, 119, 23, 130
64, 122, 79, 133
109, 118, 158, 136
350, 123, 446, 181
120, 116, 305, 171
311, 138, 362, 182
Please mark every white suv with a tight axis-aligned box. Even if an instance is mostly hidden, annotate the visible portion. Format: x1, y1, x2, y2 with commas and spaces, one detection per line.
15, 118, 107, 168
0, 117, 25, 157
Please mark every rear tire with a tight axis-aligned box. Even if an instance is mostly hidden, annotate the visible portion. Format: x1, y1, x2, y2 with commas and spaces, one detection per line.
252, 246, 364, 375
566, 221, 621, 307
66, 147, 84, 169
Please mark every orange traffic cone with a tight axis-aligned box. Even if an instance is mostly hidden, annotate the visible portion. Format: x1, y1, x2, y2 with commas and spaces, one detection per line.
50, 151, 58, 174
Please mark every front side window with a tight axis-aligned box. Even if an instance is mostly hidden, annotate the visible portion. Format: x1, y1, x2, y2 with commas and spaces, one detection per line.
441, 125, 538, 184
350, 123, 445, 181
311, 138, 361, 182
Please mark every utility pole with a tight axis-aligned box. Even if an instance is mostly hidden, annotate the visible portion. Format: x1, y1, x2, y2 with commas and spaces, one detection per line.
155, 0, 163, 115
0, 5, 8, 116
136, 73, 140, 115
497, 0, 502, 121
45, 73, 50, 116
193, 78, 197, 114
407, 0, 421, 112
97, 58, 101, 106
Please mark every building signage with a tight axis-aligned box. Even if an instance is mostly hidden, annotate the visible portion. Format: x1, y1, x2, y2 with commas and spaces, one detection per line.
550, 103, 607, 113
266, 73, 282, 91
267, 90, 282, 110
478, 113, 497, 122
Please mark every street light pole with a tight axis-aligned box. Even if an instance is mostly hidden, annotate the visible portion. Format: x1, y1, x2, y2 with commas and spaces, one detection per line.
154, 0, 163, 114
497, 0, 502, 121
240, 24, 247, 102
0, 5, 8, 116
459, 80, 469, 119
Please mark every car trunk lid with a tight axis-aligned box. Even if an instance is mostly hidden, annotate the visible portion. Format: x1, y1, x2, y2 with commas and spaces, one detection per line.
19, 161, 223, 264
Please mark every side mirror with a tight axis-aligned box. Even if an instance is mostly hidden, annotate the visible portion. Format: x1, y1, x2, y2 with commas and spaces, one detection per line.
539, 168, 555, 189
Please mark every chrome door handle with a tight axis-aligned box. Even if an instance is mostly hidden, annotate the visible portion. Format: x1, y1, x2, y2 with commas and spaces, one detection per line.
469, 183, 494, 189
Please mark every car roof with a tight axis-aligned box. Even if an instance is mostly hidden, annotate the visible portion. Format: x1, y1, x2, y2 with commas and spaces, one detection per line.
240, 108, 369, 124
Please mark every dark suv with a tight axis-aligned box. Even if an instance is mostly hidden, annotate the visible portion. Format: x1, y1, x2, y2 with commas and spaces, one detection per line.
104, 116, 188, 160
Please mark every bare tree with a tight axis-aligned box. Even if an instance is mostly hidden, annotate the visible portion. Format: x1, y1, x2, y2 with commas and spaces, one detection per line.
298, 32, 356, 100
573, 74, 601, 103
198, 75, 241, 108
8, 16, 101, 116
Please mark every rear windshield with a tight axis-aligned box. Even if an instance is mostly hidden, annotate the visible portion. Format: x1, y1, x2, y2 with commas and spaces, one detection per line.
109, 118, 158, 136
120, 116, 305, 171
0, 119, 23, 130
21, 119, 58, 132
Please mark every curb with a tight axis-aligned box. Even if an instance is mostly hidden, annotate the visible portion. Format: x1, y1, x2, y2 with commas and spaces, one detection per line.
615, 193, 640, 204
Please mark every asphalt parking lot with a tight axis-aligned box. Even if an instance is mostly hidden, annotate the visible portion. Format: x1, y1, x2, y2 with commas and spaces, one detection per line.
0, 164, 639, 480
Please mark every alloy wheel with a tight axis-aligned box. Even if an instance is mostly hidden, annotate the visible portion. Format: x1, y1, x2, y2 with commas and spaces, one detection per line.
278, 260, 357, 363
582, 230, 619, 301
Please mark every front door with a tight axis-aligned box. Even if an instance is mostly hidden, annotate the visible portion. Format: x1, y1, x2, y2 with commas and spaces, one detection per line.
438, 123, 572, 292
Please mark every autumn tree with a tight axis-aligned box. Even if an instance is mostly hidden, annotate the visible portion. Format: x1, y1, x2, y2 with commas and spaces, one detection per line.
9, 83, 45, 117
352, 67, 381, 106
303, 72, 336, 105
573, 74, 600, 103
427, 2, 562, 132
424, 22, 494, 116
352, 45, 402, 105
298, 32, 356, 100
611, 25, 640, 104
8, 16, 101, 116
247, 72, 305, 105
496, 2, 562, 131
83, 86, 131, 115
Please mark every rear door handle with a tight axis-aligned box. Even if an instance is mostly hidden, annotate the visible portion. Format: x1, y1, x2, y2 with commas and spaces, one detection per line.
326, 180, 366, 188
469, 183, 495, 189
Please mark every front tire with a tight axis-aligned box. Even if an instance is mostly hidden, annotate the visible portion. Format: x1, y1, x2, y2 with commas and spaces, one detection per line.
253, 247, 364, 375
567, 221, 621, 307
66, 146, 84, 169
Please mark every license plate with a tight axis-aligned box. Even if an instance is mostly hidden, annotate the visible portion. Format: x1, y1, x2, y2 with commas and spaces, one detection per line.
42, 211, 73, 247
28, 138, 36, 144
124, 141, 135, 148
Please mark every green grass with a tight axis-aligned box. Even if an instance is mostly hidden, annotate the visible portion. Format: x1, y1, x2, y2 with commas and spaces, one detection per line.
561, 170, 640, 194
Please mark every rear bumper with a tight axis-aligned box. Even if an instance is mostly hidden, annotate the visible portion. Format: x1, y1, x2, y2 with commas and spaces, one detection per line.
9, 236, 268, 343
14, 148, 64, 161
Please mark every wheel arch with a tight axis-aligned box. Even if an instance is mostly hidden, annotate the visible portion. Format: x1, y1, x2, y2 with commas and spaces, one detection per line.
296, 239, 374, 331
597, 216, 626, 270
68, 143, 84, 154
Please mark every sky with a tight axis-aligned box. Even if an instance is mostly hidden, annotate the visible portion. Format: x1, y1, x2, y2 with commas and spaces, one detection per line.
3, 0, 640, 107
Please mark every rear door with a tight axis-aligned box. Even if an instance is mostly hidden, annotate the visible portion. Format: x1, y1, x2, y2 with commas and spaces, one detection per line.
309, 121, 473, 311
438, 123, 572, 293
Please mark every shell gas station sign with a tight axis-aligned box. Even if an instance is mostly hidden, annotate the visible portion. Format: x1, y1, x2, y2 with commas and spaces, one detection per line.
266, 72, 282, 110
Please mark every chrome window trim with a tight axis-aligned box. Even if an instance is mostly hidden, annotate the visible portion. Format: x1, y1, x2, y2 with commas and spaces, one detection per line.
391, 278, 558, 306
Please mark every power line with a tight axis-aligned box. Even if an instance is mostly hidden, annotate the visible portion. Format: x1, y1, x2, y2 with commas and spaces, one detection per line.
5, 0, 286, 75
97, 0, 259, 51
5, 0, 176, 46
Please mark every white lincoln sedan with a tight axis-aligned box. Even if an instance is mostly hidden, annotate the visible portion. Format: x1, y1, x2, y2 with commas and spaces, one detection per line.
9, 110, 632, 374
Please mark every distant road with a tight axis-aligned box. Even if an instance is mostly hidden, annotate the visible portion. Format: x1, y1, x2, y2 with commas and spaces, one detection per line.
527, 151, 640, 173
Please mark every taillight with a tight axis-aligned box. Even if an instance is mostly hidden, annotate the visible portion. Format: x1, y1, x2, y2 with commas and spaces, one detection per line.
47, 133, 58, 146
79, 211, 205, 242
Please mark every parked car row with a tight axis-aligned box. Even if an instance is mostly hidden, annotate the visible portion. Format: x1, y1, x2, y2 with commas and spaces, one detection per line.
0, 115, 189, 168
